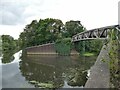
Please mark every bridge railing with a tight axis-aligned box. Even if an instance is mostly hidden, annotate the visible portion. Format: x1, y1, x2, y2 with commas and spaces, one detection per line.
72, 25, 120, 42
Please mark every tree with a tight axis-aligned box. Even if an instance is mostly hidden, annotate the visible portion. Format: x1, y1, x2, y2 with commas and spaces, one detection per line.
64, 20, 85, 37
19, 18, 87, 55
1, 35, 18, 63
19, 18, 64, 48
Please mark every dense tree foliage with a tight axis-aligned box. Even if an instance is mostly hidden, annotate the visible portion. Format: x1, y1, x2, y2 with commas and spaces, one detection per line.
2, 35, 16, 52
19, 18, 64, 48
1, 35, 19, 63
19, 19, 85, 48
64, 20, 85, 37
74, 40, 103, 55
19, 18, 86, 55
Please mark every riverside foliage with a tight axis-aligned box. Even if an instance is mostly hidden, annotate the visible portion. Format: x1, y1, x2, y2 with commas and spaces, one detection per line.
1, 35, 19, 63
108, 29, 120, 88
19, 18, 85, 55
19, 18, 102, 55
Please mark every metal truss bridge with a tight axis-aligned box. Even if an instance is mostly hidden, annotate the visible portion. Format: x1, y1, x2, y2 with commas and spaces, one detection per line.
72, 25, 120, 42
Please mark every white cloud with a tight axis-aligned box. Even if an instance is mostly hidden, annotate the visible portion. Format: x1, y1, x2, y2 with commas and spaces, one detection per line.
0, 25, 24, 39
0, 0, 119, 39
39, 0, 118, 29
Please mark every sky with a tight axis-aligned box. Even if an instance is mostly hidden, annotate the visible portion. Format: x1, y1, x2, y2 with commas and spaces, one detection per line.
0, 0, 119, 39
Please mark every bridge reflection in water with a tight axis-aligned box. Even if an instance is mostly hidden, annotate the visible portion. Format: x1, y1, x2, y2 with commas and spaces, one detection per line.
20, 54, 97, 88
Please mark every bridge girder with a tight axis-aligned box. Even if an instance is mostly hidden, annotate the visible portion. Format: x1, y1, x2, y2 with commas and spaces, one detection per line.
72, 25, 120, 42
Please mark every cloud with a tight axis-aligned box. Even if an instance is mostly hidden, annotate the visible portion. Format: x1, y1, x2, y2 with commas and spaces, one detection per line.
0, 0, 26, 25
0, 25, 24, 39
0, 0, 64, 25
0, 0, 119, 36
0, 0, 56, 25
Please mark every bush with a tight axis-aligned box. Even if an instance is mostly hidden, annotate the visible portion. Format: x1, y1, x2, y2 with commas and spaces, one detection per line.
55, 38, 72, 55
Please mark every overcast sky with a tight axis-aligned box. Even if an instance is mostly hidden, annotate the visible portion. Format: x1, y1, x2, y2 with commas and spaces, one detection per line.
0, 0, 119, 39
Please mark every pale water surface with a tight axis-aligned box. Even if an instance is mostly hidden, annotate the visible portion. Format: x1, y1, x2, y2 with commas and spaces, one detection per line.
2, 51, 97, 88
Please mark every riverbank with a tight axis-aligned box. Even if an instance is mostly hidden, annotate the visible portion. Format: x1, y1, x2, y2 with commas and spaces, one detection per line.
83, 52, 95, 57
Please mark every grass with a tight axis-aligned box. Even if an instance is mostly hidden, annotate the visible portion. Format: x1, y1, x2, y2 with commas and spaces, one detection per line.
29, 80, 54, 88
83, 52, 95, 56
38, 83, 54, 88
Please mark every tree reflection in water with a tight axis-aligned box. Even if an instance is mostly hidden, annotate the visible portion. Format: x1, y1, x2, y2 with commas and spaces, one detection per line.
19, 54, 96, 88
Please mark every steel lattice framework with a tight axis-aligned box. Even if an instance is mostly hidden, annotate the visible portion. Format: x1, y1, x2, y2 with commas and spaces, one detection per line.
72, 25, 120, 42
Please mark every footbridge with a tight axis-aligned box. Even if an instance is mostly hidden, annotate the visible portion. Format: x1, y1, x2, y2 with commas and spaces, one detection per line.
72, 25, 120, 42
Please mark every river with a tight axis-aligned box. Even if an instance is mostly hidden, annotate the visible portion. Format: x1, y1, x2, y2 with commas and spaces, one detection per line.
1, 50, 97, 89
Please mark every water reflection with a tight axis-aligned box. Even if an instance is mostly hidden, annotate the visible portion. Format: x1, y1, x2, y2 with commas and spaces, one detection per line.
20, 54, 96, 88
2, 50, 34, 88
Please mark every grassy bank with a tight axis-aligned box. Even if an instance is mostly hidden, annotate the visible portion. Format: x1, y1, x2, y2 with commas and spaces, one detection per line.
82, 52, 95, 57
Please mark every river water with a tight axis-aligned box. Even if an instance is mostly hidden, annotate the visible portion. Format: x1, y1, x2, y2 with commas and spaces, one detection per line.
1, 50, 97, 88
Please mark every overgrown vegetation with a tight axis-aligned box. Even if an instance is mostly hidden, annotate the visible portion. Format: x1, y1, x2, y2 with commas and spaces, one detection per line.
19, 18, 85, 55
55, 38, 72, 55
108, 29, 120, 88
19, 19, 81, 48
74, 39, 103, 56
83, 52, 95, 57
